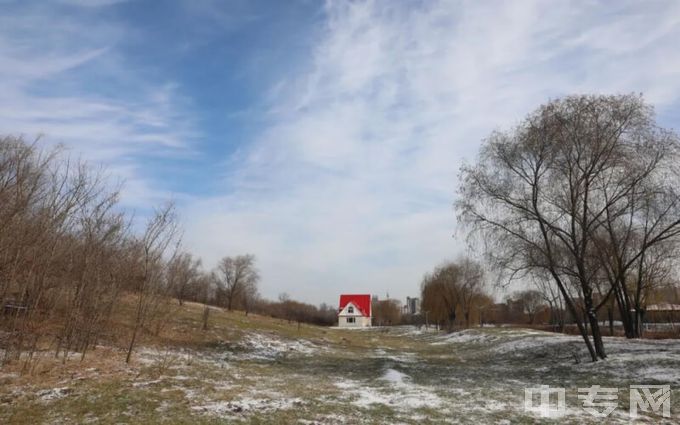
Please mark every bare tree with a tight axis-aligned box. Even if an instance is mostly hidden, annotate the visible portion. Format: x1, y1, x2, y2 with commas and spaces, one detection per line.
277, 292, 294, 323
0, 136, 224, 370
594, 168, 680, 338
421, 263, 460, 331
196, 272, 214, 331
458, 258, 486, 327
125, 202, 179, 364
214, 254, 259, 311
167, 252, 202, 306
533, 274, 565, 331
56, 183, 128, 362
372, 299, 401, 326
241, 281, 259, 316
0, 136, 136, 368
457, 94, 679, 360
421, 258, 491, 330
514, 289, 545, 324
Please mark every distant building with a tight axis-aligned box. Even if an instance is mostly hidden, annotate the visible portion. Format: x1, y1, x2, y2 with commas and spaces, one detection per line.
404, 297, 420, 315
337, 294, 372, 327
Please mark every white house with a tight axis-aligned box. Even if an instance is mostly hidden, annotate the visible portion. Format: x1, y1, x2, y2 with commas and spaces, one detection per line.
338, 294, 372, 328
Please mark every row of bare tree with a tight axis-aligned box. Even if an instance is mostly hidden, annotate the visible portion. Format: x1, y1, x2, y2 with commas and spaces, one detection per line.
0, 136, 267, 370
458, 94, 680, 361
0, 136, 176, 368
252, 294, 338, 327
499, 285, 679, 333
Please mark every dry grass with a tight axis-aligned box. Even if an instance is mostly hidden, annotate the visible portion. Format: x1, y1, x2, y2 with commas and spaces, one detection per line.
2, 298, 679, 424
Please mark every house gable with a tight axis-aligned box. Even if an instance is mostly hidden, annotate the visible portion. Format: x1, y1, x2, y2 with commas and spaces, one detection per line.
338, 301, 365, 317
338, 294, 371, 317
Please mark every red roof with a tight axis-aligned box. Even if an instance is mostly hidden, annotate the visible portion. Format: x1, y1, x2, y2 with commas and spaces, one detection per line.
339, 294, 371, 317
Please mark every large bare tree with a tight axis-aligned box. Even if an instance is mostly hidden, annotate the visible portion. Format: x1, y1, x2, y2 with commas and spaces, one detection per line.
458, 94, 680, 360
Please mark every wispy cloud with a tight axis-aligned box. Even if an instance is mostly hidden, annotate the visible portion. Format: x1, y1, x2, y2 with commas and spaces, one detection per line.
0, 1, 196, 208
57, 0, 130, 7
185, 0, 680, 304
3, 0, 680, 304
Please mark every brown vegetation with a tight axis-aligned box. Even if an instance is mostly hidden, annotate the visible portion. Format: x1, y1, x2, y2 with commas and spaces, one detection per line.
420, 257, 492, 330
0, 136, 337, 375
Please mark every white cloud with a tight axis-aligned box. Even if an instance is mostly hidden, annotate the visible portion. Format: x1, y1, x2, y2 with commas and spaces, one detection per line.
185, 0, 680, 305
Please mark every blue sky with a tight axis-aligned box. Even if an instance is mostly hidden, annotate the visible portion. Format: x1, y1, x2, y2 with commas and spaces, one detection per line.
2, 0, 680, 305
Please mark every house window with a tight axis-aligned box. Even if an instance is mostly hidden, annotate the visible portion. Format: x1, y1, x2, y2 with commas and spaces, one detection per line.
347, 306, 354, 314
347, 317, 356, 323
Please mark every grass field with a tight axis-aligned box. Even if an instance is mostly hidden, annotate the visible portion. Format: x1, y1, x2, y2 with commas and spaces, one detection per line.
1, 302, 679, 424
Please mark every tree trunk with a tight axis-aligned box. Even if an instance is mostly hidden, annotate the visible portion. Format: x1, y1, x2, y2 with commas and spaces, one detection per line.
202, 305, 210, 331
447, 311, 456, 332
588, 311, 606, 359
551, 272, 598, 361
126, 321, 140, 364
614, 277, 636, 338
126, 293, 146, 364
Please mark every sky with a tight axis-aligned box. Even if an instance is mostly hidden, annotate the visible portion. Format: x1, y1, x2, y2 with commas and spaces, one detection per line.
2, 0, 680, 306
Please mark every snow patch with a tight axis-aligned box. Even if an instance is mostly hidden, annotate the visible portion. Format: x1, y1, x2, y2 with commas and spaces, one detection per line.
191, 397, 304, 416
372, 349, 417, 363
577, 337, 680, 384
36, 387, 71, 401
230, 333, 322, 360
432, 329, 495, 345
491, 334, 575, 354
335, 371, 442, 410
132, 379, 163, 388
380, 368, 409, 385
